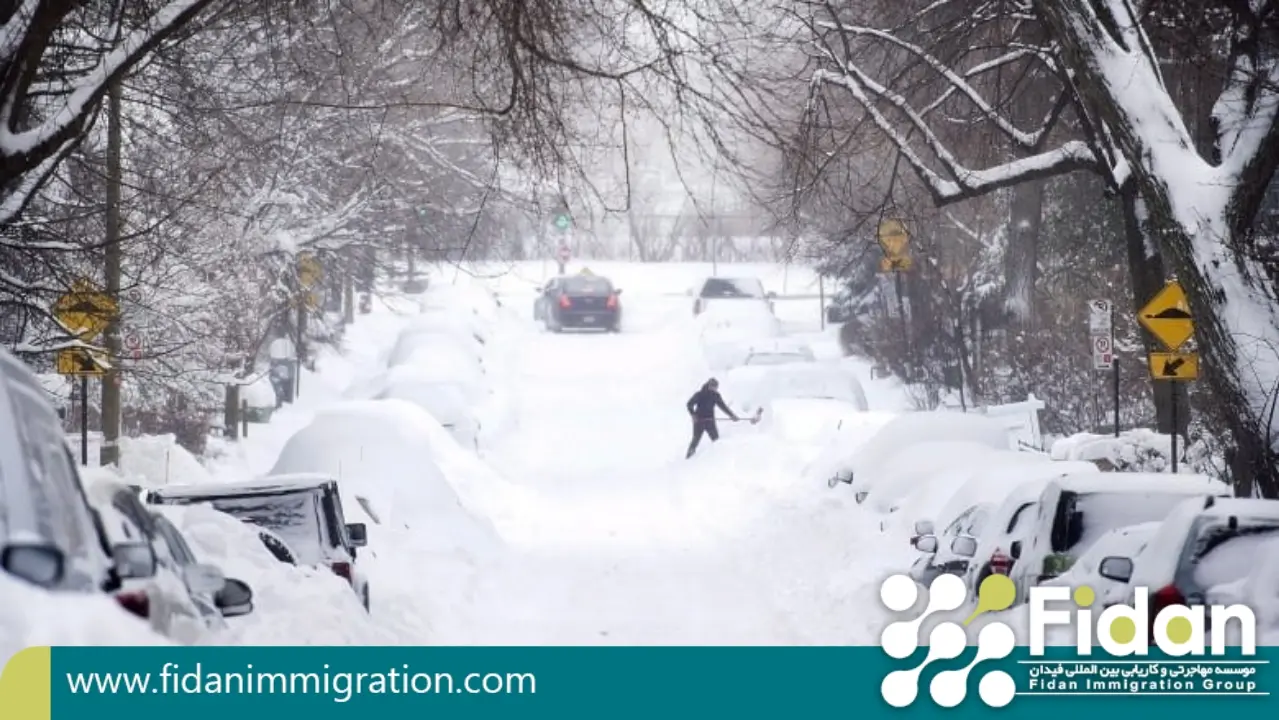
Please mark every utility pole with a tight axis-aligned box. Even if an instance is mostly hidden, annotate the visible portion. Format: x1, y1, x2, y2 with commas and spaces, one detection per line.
100, 78, 124, 467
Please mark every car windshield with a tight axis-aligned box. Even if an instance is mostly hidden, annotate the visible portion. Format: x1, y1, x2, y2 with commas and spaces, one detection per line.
561, 276, 613, 294
1191, 524, 1279, 590
200, 492, 326, 565
700, 277, 764, 299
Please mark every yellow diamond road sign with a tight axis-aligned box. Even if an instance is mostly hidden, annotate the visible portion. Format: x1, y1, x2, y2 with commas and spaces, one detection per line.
56, 348, 107, 377
298, 252, 322, 289
877, 219, 910, 259
53, 279, 117, 340
1138, 281, 1194, 351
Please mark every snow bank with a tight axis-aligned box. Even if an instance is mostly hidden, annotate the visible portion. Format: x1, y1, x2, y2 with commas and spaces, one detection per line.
268, 399, 501, 555
114, 434, 215, 488
0, 574, 170, 663
157, 504, 396, 645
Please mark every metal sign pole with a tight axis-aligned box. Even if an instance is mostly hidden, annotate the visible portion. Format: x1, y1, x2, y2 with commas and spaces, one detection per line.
80, 376, 89, 466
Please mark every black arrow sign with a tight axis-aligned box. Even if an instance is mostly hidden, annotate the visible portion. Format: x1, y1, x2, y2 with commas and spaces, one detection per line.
1162, 357, 1186, 376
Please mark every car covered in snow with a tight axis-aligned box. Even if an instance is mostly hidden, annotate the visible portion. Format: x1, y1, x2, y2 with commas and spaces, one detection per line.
824, 411, 1016, 493
741, 338, 816, 366
1008, 472, 1231, 605
148, 474, 370, 611
87, 479, 252, 642
724, 362, 868, 417
1036, 521, 1161, 608
1125, 497, 1279, 631
698, 304, 786, 370
0, 348, 118, 594
370, 367, 482, 451
691, 276, 775, 316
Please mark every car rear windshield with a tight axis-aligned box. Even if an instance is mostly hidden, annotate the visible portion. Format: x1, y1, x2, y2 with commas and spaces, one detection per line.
561, 276, 613, 294
1191, 524, 1279, 590
700, 278, 764, 299
194, 491, 327, 565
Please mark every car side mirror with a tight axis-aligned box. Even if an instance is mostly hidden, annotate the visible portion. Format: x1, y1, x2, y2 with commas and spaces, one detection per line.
1009, 540, 1023, 560
112, 542, 157, 579
766, 291, 778, 299
1, 544, 66, 587
614, 288, 623, 295
854, 490, 869, 504
184, 563, 226, 595
1098, 556, 1134, 583
914, 535, 938, 553
346, 522, 368, 547
951, 536, 978, 558
913, 520, 935, 537
216, 578, 255, 617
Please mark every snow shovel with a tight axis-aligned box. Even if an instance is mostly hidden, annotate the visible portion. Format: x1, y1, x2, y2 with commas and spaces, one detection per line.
719, 407, 764, 425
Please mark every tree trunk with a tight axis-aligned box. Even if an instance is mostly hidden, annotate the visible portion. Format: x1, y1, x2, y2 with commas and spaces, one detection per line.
223, 384, 241, 441
1004, 179, 1044, 325
100, 79, 124, 468
343, 273, 354, 325
1118, 183, 1184, 436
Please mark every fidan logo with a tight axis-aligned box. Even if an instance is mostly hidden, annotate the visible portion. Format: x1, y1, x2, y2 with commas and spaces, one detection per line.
878, 573, 1017, 708
879, 571, 1260, 708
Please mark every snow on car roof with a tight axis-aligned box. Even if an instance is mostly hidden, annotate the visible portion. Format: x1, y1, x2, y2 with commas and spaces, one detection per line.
150, 473, 337, 499
1195, 497, 1279, 521
1050, 472, 1228, 496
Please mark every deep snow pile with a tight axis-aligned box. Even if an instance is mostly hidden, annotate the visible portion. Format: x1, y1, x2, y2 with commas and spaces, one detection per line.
158, 504, 399, 645
0, 574, 171, 663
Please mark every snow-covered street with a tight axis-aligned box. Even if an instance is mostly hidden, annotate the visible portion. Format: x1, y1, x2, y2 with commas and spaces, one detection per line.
234, 263, 910, 646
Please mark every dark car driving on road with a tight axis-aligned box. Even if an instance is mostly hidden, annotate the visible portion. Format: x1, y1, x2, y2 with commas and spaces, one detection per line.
533, 272, 623, 332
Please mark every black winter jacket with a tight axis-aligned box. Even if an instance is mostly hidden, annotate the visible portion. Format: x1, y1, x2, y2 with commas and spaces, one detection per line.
687, 384, 736, 420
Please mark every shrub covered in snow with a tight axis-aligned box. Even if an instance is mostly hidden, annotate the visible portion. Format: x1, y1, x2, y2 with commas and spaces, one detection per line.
1049, 429, 1218, 474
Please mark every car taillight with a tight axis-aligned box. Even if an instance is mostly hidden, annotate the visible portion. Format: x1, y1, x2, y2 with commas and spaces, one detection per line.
115, 590, 150, 619
1152, 584, 1184, 613
606, 294, 617, 309
559, 295, 572, 309
331, 561, 354, 585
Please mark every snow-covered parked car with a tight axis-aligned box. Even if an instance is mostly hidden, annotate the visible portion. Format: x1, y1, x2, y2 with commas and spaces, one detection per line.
741, 338, 816, 366
1009, 473, 1231, 605
387, 321, 486, 370
370, 365, 482, 451
822, 411, 1016, 494
148, 475, 370, 611
691, 276, 776, 316
697, 303, 785, 370
1038, 521, 1161, 607
906, 455, 1083, 586
1126, 497, 1279, 633
87, 479, 251, 643
0, 348, 118, 594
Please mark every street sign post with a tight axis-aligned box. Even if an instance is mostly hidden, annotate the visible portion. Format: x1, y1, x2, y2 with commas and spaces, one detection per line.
53, 279, 117, 467
1088, 299, 1118, 437
556, 244, 570, 274
1137, 281, 1197, 472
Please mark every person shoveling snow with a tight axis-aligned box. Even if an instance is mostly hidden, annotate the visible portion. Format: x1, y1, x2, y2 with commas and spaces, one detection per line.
685, 377, 760, 458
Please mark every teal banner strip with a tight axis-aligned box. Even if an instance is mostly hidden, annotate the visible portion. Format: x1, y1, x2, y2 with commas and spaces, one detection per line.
34, 646, 1276, 719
